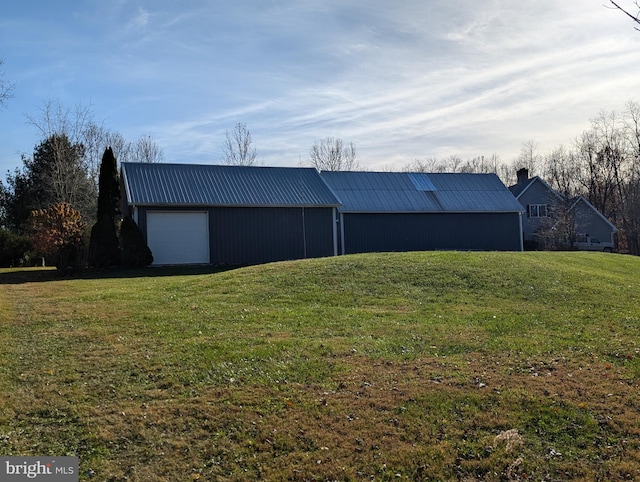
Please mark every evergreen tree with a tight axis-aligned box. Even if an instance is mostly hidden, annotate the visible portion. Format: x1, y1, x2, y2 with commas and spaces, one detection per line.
88, 148, 121, 267
96, 147, 120, 219
0, 229, 31, 267
4, 135, 96, 232
120, 216, 153, 267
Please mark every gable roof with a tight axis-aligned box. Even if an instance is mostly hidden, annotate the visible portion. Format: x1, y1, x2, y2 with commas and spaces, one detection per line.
121, 162, 341, 208
321, 171, 524, 213
569, 196, 618, 232
508, 175, 564, 202
510, 176, 618, 232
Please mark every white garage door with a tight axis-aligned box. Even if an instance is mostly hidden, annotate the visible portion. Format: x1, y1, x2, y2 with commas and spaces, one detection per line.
147, 211, 210, 265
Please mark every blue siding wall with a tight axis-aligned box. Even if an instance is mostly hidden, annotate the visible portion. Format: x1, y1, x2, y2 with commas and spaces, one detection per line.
210, 207, 334, 265
139, 206, 335, 265
341, 212, 522, 254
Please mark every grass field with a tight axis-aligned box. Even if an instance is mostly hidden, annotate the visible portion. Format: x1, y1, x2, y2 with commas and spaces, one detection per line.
1, 251, 640, 481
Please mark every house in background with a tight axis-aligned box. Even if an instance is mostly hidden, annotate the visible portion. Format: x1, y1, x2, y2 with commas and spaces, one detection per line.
121, 162, 340, 265
508, 168, 617, 251
321, 171, 524, 254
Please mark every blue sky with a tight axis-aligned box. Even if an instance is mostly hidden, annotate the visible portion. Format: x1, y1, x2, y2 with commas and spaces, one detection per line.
1, 0, 639, 176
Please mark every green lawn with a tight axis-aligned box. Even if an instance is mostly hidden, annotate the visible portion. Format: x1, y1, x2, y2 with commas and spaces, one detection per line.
1, 252, 639, 481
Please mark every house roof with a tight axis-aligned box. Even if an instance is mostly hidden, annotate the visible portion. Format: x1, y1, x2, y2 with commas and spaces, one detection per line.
569, 196, 618, 232
321, 171, 524, 213
509, 175, 618, 232
508, 176, 564, 202
508, 177, 534, 198
121, 162, 341, 207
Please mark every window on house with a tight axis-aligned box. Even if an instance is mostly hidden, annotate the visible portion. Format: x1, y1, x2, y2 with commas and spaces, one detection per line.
528, 204, 548, 218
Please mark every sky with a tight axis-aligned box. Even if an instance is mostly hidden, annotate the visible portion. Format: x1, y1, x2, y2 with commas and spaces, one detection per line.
1, 0, 639, 176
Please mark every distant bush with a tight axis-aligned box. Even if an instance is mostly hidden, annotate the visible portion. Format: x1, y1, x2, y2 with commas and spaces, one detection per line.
0, 229, 32, 267
119, 216, 153, 267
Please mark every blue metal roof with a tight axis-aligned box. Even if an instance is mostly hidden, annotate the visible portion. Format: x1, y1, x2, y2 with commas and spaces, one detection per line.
408, 173, 437, 191
122, 163, 341, 207
321, 171, 524, 213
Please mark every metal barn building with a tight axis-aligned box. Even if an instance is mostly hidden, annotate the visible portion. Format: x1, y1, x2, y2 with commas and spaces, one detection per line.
121, 163, 341, 265
320, 171, 524, 254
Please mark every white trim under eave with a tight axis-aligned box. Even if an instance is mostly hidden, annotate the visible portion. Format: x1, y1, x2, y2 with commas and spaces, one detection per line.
121, 164, 134, 213
340, 212, 345, 255
332, 207, 338, 257
519, 212, 524, 251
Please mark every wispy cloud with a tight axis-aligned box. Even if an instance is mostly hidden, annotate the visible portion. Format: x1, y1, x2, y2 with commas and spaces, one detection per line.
124, 7, 151, 32
1, 1, 639, 175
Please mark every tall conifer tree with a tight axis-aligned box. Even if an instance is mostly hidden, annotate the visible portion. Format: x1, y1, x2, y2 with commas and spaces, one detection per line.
88, 147, 121, 267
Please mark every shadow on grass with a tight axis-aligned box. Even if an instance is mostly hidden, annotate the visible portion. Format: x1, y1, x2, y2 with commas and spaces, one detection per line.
0, 265, 238, 285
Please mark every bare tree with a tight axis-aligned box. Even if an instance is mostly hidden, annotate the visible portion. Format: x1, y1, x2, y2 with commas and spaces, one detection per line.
609, 1, 640, 30
26, 100, 110, 188
20, 100, 165, 225
23, 102, 97, 218
222, 123, 257, 166
83, 122, 109, 183
0, 59, 14, 109
516, 140, 542, 176
405, 154, 510, 183
622, 170, 640, 254
102, 131, 130, 166
576, 110, 629, 224
130, 134, 164, 163
619, 101, 640, 253
497, 161, 518, 186
403, 157, 441, 172
27, 99, 164, 169
624, 100, 640, 157
308, 137, 359, 171
534, 194, 576, 249
543, 145, 581, 198
4, 133, 97, 230
93, 132, 163, 164
459, 154, 502, 174
26, 99, 94, 145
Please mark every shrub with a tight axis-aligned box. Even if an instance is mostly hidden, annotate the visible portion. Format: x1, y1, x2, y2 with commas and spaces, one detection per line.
0, 229, 32, 267
29, 203, 86, 272
88, 214, 121, 268
119, 216, 153, 267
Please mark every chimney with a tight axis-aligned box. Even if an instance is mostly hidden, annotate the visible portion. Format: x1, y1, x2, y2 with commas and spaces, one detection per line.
516, 168, 529, 185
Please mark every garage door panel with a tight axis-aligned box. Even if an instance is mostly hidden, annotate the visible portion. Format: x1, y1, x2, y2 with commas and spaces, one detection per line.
147, 211, 209, 265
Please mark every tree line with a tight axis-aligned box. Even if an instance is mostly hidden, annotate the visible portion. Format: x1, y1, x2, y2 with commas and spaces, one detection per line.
1, 101, 165, 229
0, 100, 161, 268
0, 98, 360, 267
